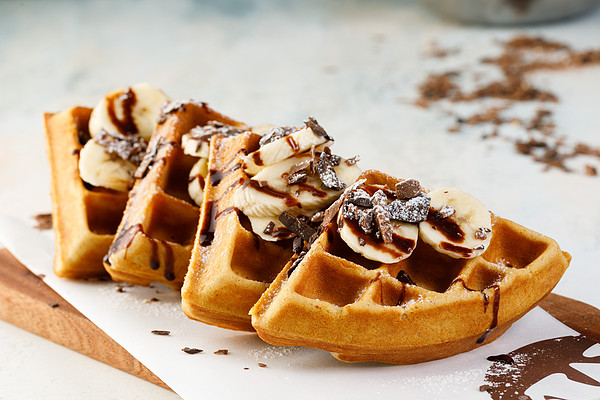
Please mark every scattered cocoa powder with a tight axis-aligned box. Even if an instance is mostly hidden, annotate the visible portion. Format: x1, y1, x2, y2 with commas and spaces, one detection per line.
416, 35, 600, 176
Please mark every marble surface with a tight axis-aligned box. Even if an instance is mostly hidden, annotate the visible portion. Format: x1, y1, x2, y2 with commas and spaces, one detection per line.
1, 1, 599, 399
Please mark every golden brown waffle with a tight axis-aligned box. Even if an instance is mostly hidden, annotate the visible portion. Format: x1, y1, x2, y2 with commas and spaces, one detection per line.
251, 170, 571, 363
181, 133, 295, 331
104, 102, 245, 290
45, 107, 128, 279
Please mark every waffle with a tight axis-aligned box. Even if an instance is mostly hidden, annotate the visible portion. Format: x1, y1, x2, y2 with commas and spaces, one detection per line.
45, 107, 128, 279
181, 133, 295, 331
250, 170, 571, 363
104, 101, 246, 290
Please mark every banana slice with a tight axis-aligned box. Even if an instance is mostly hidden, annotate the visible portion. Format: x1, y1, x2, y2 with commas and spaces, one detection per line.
242, 126, 333, 175
88, 83, 168, 140
78, 140, 136, 192
188, 157, 209, 206
181, 133, 210, 158
234, 154, 361, 241
419, 187, 492, 259
338, 213, 419, 264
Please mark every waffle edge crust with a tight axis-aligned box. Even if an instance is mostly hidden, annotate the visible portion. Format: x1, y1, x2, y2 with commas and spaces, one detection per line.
250, 170, 571, 364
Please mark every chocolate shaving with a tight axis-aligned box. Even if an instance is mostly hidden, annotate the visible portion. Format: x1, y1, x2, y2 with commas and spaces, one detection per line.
182, 347, 203, 354
292, 236, 304, 253
257, 362, 267, 368
388, 193, 431, 223
371, 190, 393, 244
347, 188, 372, 207
94, 130, 148, 165
310, 211, 324, 223
259, 126, 298, 147
33, 213, 52, 231
395, 179, 422, 199
214, 349, 229, 355
316, 151, 345, 191
278, 211, 317, 242
151, 330, 170, 336
157, 101, 187, 124
345, 155, 360, 166
304, 116, 333, 141
189, 121, 245, 143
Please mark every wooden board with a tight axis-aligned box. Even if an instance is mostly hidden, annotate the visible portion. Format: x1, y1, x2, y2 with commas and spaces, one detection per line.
0, 248, 171, 391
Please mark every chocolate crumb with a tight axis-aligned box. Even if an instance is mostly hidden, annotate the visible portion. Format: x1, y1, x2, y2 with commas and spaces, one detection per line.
437, 205, 455, 219
358, 237, 366, 246
345, 155, 360, 166
395, 179, 422, 199
94, 130, 148, 166
396, 270, 416, 286
244, 367, 250, 370
151, 330, 170, 336
475, 227, 489, 240
182, 347, 203, 355
585, 165, 598, 176
263, 221, 275, 235
257, 363, 267, 368
49, 302, 59, 308
33, 213, 53, 231
214, 349, 229, 355
115, 285, 125, 293
146, 297, 160, 303
310, 211, 324, 223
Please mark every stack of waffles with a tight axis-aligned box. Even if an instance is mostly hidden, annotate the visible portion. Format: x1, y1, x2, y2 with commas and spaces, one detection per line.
45, 84, 571, 364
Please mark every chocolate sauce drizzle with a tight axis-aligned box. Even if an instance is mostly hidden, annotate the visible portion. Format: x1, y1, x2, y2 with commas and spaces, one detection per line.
106, 87, 138, 135
426, 208, 465, 242
107, 223, 176, 281
482, 335, 600, 400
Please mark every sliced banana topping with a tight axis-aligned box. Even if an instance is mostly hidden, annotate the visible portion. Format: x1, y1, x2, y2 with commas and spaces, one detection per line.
234, 153, 361, 241
188, 158, 208, 206
78, 140, 136, 192
337, 186, 420, 264
419, 187, 492, 259
88, 82, 168, 140
242, 118, 333, 176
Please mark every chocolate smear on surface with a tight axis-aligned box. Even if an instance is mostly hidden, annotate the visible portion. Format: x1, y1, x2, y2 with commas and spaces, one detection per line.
33, 213, 52, 231
304, 117, 333, 141
278, 211, 316, 242
94, 130, 148, 165
482, 335, 600, 400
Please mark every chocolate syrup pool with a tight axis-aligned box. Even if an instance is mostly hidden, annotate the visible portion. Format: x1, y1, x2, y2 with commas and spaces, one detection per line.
481, 335, 600, 400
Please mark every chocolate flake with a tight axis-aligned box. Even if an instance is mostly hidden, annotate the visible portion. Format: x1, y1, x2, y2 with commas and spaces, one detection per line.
182, 347, 203, 354
214, 349, 229, 355
437, 205, 455, 219
310, 211, 324, 223
151, 330, 170, 336
94, 130, 148, 165
189, 121, 245, 143
33, 213, 52, 231
395, 179, 422, 199
371, 190, 393, 244
292, 236, 304, 254
259, 126, 298, 147
358, 237, 366, 246
347, 188, 373, 207
345, 155, 360, 166
157, 101, 187, 124
304, 117, 333, 141
257, 363, 267, 368
475, 227, 490, 240
388, 193, 431, 223
316, 151, 345, 191
279, 211, 316, 242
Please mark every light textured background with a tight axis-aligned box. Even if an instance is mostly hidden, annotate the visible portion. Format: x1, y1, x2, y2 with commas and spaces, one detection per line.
1, 0, 599, 398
